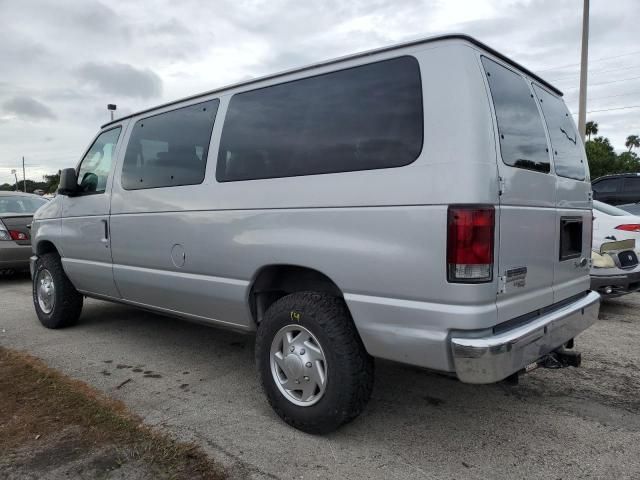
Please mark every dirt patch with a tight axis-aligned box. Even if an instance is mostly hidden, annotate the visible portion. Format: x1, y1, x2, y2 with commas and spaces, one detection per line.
0, 347, 226, 479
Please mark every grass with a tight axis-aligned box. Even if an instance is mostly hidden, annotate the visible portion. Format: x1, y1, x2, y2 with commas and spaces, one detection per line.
0, 346, 226, 479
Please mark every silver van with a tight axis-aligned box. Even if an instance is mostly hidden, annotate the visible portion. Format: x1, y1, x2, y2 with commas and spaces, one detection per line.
30, 34, 600, 433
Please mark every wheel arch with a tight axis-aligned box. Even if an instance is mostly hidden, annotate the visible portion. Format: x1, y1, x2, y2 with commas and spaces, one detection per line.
248, 264, 345, 325
35, 239, 61, 257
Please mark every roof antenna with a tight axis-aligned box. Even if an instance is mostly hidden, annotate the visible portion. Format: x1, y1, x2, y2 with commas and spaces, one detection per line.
107, 104, 117, 121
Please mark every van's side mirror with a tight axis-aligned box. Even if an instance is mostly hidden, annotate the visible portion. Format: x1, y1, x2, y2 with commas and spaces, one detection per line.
58, 168, 78, 196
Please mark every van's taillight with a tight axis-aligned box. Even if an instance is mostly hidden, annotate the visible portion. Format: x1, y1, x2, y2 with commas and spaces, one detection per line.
615, 224, 640, 232
447, 206, 495, 283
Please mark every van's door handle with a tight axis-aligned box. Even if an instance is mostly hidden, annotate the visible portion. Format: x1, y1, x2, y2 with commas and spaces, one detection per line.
575, 257, 588, 268
101, 219, 109, 245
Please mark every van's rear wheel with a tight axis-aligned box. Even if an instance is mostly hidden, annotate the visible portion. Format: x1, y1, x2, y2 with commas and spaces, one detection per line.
255, 292, 374, 434
32, 253, 83, 329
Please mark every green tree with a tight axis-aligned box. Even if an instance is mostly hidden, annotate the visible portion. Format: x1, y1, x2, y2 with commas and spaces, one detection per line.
625, 134, 640, 152
585, 136, 617, 178
585, 121, 598, 141
43, 173, 60, 193
616, 151, 640, 173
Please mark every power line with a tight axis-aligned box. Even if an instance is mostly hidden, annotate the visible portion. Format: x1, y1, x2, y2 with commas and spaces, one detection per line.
564, 75, 640, 90
537, 50, 640, 73
589, 91, 640, 101
587, 105, 640, 113
547, 64, 640, 83
571, 104, 640, 114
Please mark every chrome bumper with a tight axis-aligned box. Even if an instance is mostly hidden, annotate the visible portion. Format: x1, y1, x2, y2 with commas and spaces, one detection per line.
451, 291, 600, 384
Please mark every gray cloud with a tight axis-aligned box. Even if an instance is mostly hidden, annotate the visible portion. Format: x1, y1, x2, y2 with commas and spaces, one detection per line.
0, 0, 639, 185
77, 62, 163, 99
2, 96, 56, 120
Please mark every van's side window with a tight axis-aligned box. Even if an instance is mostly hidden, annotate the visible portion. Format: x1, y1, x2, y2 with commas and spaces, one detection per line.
532, 85, 585, 180
76, 127, 122, 194
481, 57, 550, 174
121, 100, 219, 190
216, 56, 423, 182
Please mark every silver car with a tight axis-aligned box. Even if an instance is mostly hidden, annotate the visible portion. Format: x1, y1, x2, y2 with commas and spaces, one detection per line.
29, 34, 600, 433
0, 191, 48, 274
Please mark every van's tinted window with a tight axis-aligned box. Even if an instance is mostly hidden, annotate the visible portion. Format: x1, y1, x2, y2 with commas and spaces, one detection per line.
122, 100, 219, 190
532, 85, 585, 180
623, 177, 640, 192
481, 57, 550, 174
216, 56, 423, 182
593, 178, 621, 193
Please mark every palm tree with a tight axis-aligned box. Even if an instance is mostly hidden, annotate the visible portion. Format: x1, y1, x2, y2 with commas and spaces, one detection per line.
585, 121, 598, 141
626, 134, 640, 152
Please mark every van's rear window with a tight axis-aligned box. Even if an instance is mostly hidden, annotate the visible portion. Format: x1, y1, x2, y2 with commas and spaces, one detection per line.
481, 57, 550, 174
216, 56, 423, 182
533, 85, 585, 181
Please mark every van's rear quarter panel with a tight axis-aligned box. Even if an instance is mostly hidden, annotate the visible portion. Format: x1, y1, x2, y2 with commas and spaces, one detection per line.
109, 42, 500, 371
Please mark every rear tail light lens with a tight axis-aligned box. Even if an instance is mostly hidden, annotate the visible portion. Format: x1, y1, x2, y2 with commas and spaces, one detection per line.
615, 224, 640, 232
0, 221, 28, 241
447, 206, 495, 283
9, 230, 28, 241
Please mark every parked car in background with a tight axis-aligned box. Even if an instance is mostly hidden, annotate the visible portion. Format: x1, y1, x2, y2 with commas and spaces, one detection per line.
617, 202, 640, 216
0, 191, 48, 274
592, 200, 640, 250
29, 34, 599, 433
592, 173, 640, 205
591, 239, 640, 297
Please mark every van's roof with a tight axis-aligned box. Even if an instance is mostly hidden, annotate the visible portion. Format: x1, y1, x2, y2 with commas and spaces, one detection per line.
101, 33, 562, 129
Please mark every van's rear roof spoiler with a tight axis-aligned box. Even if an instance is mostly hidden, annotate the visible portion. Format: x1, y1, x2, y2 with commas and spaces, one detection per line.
101, 33, 562, 129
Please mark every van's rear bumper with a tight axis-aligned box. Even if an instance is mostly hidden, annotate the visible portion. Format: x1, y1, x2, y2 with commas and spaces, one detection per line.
451, 291, 600, 384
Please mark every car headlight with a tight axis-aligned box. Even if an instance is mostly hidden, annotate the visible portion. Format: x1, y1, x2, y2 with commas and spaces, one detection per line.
592, 251, 615, 268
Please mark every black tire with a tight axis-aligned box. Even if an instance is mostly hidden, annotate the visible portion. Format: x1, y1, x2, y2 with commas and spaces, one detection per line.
32, 252, 83, 329
255, 291, 374, 434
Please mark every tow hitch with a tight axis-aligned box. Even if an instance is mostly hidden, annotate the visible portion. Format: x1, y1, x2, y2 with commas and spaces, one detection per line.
502, 346, 582, 386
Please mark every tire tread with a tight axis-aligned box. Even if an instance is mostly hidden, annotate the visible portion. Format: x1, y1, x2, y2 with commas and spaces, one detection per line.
33, 252, 83, 329
256, 291, 374, 434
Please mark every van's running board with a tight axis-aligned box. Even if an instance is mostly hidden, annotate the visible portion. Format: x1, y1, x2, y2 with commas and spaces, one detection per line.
502, 347, 582, 385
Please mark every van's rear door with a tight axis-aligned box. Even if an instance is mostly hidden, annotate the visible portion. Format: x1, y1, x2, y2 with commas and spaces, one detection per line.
481, 57, 558, 323
532, 84, 592, 301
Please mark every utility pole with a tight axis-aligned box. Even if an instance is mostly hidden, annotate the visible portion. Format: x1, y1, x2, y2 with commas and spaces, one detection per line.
577, 0, 590, 141
22, 156, 26, 192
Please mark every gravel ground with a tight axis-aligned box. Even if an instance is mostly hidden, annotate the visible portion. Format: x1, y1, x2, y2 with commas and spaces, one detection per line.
2, 273, 639, 479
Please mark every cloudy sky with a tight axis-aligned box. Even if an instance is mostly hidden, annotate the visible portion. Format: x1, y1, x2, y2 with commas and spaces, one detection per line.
1, 0, 638, 185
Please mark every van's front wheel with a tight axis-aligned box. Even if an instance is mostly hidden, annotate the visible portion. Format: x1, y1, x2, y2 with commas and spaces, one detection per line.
255, 292, 374, 434
32, 253, 83, 329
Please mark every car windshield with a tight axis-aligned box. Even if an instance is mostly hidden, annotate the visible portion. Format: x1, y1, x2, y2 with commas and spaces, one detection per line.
593, 200, 632, 216
0, 195, 48, 215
